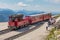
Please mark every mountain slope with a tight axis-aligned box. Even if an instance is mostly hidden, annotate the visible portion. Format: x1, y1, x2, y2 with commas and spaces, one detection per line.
0, 8, 15, 22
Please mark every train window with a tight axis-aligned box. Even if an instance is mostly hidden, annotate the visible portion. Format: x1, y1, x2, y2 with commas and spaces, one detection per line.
30, 16, 35, 20
35, 16, 38, 19
11, 17, 16, 22
9, 14, 24, 22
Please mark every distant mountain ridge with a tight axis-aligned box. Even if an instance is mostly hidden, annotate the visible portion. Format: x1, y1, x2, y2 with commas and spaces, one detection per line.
0, 8, 15, 22
17, 10, 45, 16
0, 8, 60, 22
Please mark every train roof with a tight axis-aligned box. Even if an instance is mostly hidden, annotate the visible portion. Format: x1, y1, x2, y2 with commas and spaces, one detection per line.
28, 14, 42, 16
28, 13, 51, 17
10, 14, 24, 18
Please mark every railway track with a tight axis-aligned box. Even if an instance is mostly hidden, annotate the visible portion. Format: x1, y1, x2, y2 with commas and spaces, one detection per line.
0, 29, 12, 35
4, 22, 45, 40
0, 20, 47, 36
0, 21, 47, 40
0, 16, 57, 40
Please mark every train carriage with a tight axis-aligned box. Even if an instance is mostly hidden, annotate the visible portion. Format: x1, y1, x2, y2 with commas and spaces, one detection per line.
8, 13, 52, 30
8, 14, 29, 29
43, 13, 51, 20
27, 14, 44, 24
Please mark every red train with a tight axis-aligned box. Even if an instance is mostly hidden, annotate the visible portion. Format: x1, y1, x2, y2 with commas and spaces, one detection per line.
8, 13, 52, 30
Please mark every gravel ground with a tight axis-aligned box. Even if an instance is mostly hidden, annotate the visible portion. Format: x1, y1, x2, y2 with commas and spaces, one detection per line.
14, 22, 48, 40
0, 22, 8, 30
14, 17, 60, 40
0, 17, 60, 40
0, 24, 38, 40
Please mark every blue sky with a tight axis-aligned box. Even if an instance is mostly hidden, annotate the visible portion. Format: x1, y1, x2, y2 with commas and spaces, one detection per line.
0, 0, 60, 12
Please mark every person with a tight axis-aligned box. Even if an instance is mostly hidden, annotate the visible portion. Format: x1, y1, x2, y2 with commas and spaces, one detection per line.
46, 19, 51, 30
46, 17, 56, 30
50, 17, 56, 25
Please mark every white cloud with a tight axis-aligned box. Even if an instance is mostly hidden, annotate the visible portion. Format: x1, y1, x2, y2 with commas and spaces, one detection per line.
26, 0, 34, 2
24, 5, 60, 12
45, 0, 60, 4
0, 2, 60, 12
0, 2, 28, 10
0, 3, 18, 10
17, 2, 27, 7
54, 0, 60, 3
0, 3, 9, 8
